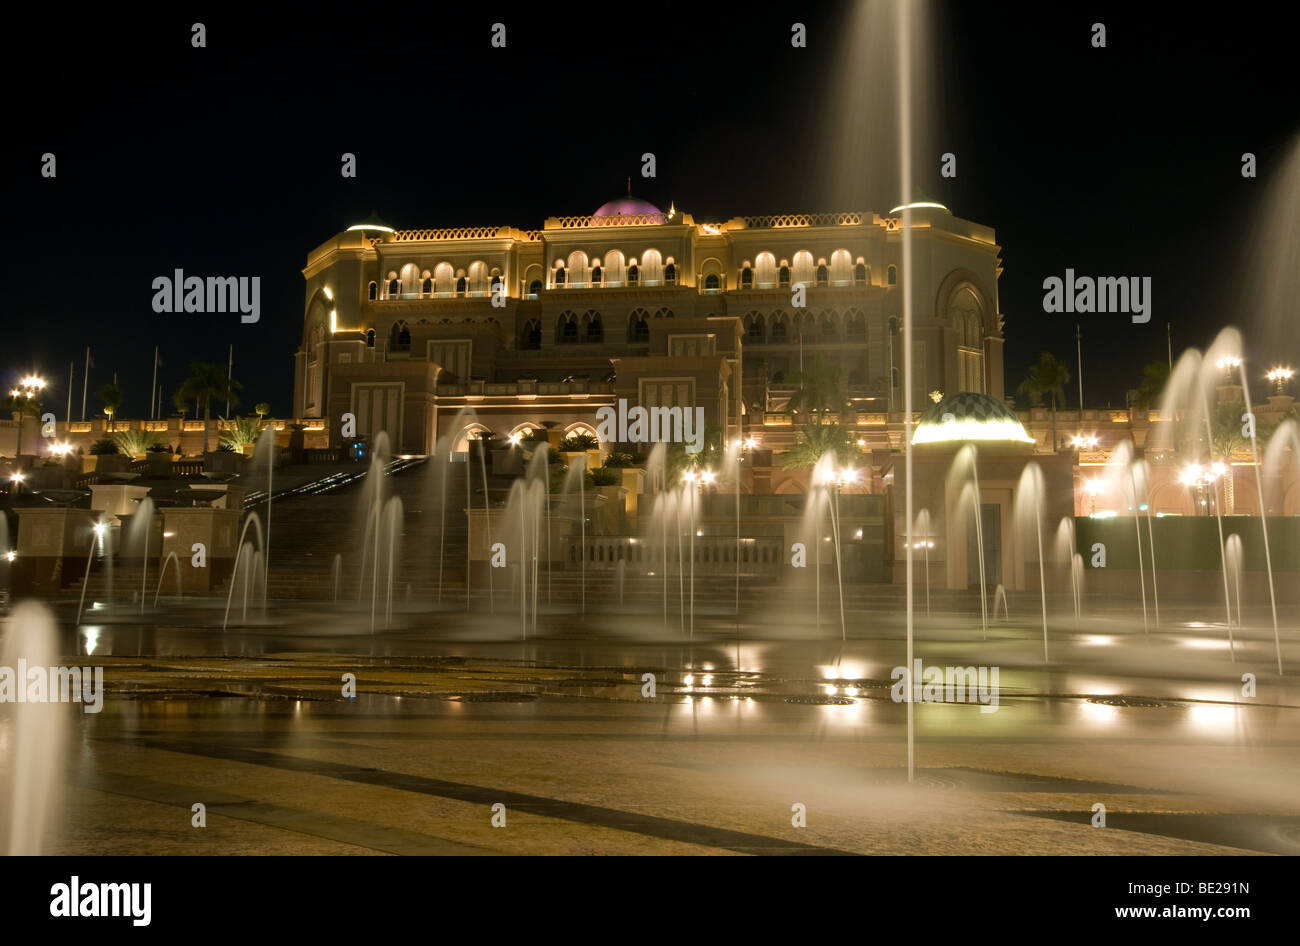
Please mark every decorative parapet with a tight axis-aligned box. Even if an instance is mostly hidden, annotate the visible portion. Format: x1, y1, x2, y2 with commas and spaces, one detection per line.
548, 213, 670, 229
738, 212, 866, 229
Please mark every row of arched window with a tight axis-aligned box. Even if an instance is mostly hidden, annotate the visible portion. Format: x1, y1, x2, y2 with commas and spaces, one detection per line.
553, 251, 676, 289
367, 260, 897, 300
516, 307, 677, 348
741, 308, 868, 344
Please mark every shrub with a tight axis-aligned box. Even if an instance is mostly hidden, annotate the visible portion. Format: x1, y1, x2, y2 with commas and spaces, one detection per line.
560, 433, 598, 451
147, 442, 170, 453
589, 467, 621, 486
602, 451, 635, 468
220, 415, 265, 450
110, 430, 162, 455
89, 439, 119, 456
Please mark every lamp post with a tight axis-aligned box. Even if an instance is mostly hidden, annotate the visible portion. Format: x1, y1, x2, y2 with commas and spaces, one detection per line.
9, 374, 47, 493
1267, 366, 1293, 395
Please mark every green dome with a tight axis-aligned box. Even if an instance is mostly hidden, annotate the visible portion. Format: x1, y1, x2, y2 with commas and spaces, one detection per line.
912, 392, 1034, 445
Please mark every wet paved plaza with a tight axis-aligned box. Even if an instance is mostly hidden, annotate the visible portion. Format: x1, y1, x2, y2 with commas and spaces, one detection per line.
36, 602, 1300, 855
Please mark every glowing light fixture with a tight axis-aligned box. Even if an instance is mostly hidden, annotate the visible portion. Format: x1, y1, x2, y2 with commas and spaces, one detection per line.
888, 201, 950, 214
912, 415, 1035, 445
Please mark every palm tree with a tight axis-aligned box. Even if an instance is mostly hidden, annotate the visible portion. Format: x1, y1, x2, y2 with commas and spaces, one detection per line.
786, 355, 847, 420
173, 362, 241, 453
1017, 352, 1071, 449
781, 422, 859, 470
97, 382, 123, 419
1131, 360, 1170, 410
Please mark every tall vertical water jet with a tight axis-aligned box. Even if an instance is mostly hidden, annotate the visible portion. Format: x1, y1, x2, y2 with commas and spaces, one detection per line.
1, 601, 66, 855
1237, 361, 1280, 668
1261, 418, 1297, 672
253, 425, 277, 592
949, 445, 988, 640
1015, 463, 1049, 662
1224, 533, 1244, 637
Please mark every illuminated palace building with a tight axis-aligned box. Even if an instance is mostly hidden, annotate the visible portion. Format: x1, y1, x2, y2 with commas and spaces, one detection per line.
290, 197, 1299, 593
295, 196, 1004, 465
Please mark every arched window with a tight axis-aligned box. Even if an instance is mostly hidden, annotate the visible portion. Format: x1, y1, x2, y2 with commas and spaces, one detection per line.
887, 265, 897, 286
421, 277, 433, 295
746, 313, 765, 342
582, 311, 603, 343
740, 267, 753, 289
664, 262, 677, 285
820, 311, 837, 340
591, 265, 603, 285
521, 319, 542, 349
815, 264, 829, 288
390, 320, 411, 352
770, 316, 787, 341
528, 279, 542, 298
891, 366, 900, 388
755, 252, 777, 288
703, 273, 720, 292
830, 250, 853, 285
778, 265, 791, 288
628, 309, 649, 342
627, 263, 638, 286
455, 276, 467, 295
854, 263, 868, 285
792, 251, 815, 287
888, 315, 899, 337
554, 265, 566, 287
557, 312, 578, 344
366, 328, 376, 348
388, 278, 400, 297
653, 307, 674, 319
844, 309, 866, 340
368, 281, 378, 301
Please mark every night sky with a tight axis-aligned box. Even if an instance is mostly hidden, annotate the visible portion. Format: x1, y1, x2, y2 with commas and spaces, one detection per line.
3, 2, 1294, 418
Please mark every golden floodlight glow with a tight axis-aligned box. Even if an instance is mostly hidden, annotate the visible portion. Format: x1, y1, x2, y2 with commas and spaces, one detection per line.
888, 201, 949, 215
323, 286, 333, 300
347, 221, 395, 233
912, 416, 1035, 445
330, 309, 338, 333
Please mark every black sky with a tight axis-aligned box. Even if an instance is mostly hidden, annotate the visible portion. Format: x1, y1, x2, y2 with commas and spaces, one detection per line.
3, 2, 1295, 418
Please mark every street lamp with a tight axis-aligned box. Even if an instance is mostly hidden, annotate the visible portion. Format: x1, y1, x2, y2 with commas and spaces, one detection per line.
1267, 366, 1293, 395
9, 375, 46, 490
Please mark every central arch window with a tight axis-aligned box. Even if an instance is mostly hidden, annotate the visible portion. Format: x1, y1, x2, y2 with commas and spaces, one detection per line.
591, 265, 602, 285
627, 263, 638, 286
778, 265, 791, 288
664, 262, 677, 285
628, 308, 650, 343
554, 265, 566, 287
703, 273, 720, 293
887, 265, 898, 286
815, 264, 829, 287
740, 267, 753, 289
557, 311, 578, 344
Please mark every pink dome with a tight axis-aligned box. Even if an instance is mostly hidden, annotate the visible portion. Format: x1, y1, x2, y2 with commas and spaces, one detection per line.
593, 196, 662, 217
